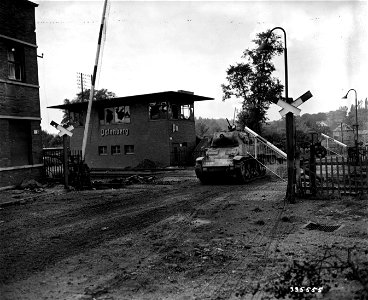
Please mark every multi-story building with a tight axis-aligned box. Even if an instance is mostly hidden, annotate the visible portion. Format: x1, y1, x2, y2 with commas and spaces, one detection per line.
49, 90, 213, 168
0, 0, 43, 188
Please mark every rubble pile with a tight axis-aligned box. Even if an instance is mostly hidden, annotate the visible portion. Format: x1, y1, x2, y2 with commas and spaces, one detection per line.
92, 175, 157, 189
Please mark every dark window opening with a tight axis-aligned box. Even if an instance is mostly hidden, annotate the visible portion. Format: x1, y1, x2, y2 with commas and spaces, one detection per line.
171, 104, 179, 119
111, 145, 121, 155
124, 145, 134, 154
8, 46, 24, 81
69, 111, 84, 126
98, 146, 108, 155
98, 108, 105, 125
105, 108, 114, 124
149, 102, 168, 120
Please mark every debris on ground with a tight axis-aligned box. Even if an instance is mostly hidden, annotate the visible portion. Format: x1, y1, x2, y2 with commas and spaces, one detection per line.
19, 179, 43, 190
92, 175, 157, 189
135, 159, 157, 169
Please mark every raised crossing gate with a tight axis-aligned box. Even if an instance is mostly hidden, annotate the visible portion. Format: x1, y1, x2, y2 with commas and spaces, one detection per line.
320, 133, 348, 157
243, 126, 287, 180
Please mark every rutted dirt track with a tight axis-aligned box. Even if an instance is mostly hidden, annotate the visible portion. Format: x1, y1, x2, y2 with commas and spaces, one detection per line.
0, 172, 367, 300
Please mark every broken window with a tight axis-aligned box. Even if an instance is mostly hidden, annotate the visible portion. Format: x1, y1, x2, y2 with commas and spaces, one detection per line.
149, 102, 168, 120
169, 103, 193, 120
104, 108, 114, 124
8, 45, 24, 81
181, 104, 193, 120
99, 106, 131, 125
69, 111, 84, 126
115, 106, 131, 123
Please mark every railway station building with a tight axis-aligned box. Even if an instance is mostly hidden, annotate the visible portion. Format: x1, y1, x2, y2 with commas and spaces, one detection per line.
49, 90, 213, 169
0, 0, 43, 188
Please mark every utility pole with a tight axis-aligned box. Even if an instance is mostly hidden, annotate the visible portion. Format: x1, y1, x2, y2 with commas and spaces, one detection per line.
77, 72, 92, 102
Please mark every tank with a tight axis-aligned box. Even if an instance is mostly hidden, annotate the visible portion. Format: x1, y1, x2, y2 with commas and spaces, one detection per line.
195, 121, 266, 184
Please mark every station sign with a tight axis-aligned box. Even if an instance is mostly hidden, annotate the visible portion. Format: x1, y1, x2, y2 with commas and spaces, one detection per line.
101, 128, 129, 137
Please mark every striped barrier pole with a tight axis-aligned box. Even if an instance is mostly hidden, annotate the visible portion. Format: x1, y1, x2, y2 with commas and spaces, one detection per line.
82, 0, 109, 160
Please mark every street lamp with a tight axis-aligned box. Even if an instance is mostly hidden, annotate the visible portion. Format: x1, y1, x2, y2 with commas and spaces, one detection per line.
342, 89, 359, 162
258, 27, 296, 203
342, 89, 358, 145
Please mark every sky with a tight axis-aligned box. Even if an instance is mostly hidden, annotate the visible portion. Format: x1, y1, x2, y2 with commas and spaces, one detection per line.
33, 0, 368, 134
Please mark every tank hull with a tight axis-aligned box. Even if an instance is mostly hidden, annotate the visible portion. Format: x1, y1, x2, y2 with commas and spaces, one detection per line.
195, 130, 266, 184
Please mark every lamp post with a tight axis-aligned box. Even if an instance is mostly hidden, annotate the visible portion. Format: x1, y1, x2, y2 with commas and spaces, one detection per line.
342, 89, 359, 161
259, 27, 295, 203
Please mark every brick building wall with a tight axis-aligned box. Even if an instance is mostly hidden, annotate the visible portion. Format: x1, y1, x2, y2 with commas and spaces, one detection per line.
0, 0, 42, 188
50, 91, 213, 170
69, 102, 182, 168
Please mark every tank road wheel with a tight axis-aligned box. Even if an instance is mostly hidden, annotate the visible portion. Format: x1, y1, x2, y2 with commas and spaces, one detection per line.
237, 160, 251, 183
198, 175, 210, 185
251, 160, 259, 178
258, 162, 266, 176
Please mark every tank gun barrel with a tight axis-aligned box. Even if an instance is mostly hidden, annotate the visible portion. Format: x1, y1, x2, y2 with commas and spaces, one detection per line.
226, 118, 236, 131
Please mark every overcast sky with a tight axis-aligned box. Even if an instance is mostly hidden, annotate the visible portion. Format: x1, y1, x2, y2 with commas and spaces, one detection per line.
34, 0, 368, 133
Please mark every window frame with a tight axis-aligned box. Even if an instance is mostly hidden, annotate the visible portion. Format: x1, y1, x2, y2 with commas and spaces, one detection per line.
7, 45, 24, 82
98, 146, 108, 156
124, 145, 135, 155
148, 102, 168, 120
111, 145, 121, 155
169, 103, 194, 120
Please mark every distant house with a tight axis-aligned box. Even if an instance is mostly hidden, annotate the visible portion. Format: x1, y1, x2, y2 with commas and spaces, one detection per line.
0, 0, 43, 188
316, 121, 329, 128
48, 90, 214, 168
332, 123, 355, 146
358, 130, 368, 146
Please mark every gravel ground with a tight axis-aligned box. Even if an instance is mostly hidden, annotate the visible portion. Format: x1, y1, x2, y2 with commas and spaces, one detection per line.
0, 171, 367, 300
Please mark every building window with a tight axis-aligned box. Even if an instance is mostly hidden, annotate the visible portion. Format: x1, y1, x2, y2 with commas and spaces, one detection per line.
8, 46, 24, 81
101, 106, 130, 125
171, 104, 179, 119
149, 102, 168, 120
98, 146, 108, 155
69, 111, 84, 126
124, 145, 134, 154
115, 106, 131, 123
169, 103, 193, 120
181, 104, 193, 120
111, 145, 121, 155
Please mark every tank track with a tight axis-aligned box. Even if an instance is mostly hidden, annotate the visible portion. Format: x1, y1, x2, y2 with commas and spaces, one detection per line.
234, 157, 266, 184
196, 158, 266, 184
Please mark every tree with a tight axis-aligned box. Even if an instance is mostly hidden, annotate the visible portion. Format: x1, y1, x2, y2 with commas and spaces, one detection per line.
41, 130, 62, 148
222, 30, 284, 134
62, 88, 116, 124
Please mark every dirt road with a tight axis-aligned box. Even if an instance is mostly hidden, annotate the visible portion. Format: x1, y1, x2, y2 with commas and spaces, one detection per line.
0, 172, 367, 300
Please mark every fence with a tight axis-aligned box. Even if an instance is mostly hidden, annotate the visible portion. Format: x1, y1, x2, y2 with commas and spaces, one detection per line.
298, 154, 368, 196
43, 148, 83, 182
